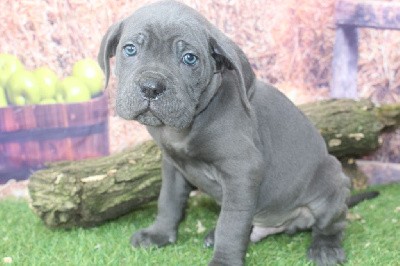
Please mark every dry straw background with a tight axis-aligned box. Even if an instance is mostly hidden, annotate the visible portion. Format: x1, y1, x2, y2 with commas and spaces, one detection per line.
1, 0, 399, 161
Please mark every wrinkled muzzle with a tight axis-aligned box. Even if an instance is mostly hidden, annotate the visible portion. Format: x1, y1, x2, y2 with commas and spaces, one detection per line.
115, 70, 197, 129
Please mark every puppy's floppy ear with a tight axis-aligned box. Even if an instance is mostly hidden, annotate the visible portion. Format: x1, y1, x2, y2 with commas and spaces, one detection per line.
98, 21, 124, 89
211, 43, 234, 72
209, 34, 256, 113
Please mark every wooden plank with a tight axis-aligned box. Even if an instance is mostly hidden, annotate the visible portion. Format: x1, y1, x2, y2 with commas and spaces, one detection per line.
21, 105, 41, 167
336, 0, 400, 30
331, 25, 359, 98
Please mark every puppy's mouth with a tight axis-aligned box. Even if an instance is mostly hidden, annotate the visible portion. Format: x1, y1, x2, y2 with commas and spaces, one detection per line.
134, 99, 183, 128
116, 96, 162, 125
135, 102, 164, 127
134, 99, 193, 129
136, 111, 163, 126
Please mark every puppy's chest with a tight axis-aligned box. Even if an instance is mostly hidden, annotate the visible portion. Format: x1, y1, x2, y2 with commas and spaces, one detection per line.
176, 158, 221, 182
163, 141, 223, 196
162, 138, 193, 159
172, 156, 223, 200
154, 127, 198, 158
164, 140, 220, 180
153, 128, 223, 196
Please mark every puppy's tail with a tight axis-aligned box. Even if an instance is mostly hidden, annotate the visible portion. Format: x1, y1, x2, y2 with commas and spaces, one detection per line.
347, 191, 380, 208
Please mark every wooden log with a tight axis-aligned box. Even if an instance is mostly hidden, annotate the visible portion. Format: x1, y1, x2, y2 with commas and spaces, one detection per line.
301, 99, 383, 158
28, 99, 400, 228
28, 141, 161, 228
300, 99, 400, 189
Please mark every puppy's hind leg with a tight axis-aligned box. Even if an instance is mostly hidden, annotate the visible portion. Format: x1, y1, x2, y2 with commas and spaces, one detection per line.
307, 218, 347, 266
307, 159, 350, 266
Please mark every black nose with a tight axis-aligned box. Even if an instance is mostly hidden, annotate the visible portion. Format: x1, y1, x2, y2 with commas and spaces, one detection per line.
139, 78, 166, 100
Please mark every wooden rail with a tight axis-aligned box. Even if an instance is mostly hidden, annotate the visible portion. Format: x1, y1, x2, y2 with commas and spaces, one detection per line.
336, 0, 400, 30
331, 0, 400, 98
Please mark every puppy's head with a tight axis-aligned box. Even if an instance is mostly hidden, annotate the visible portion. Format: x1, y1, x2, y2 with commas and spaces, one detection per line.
98, 0, 255, 129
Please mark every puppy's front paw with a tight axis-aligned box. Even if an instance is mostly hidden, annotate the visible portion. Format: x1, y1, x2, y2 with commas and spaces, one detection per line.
204, 228, 215, 248
208, 257, 243, 266
208, 251, 244, 266
131, 228, 176, 248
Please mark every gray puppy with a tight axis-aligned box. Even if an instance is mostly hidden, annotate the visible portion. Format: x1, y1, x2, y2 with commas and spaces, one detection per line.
98, 1, 352, 265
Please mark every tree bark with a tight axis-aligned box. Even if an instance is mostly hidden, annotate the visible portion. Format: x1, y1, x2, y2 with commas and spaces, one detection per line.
28, 99, 400, 228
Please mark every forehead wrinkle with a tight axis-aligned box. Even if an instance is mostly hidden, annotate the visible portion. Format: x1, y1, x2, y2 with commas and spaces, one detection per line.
145, 22, 201, 47
140, 24, 168, 53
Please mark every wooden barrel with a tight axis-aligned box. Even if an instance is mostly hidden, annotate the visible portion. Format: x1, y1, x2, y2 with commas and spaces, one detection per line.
0, 94, 109, 183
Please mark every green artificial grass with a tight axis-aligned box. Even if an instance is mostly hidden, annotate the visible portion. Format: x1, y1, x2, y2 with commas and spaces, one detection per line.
1, 184, 399, 266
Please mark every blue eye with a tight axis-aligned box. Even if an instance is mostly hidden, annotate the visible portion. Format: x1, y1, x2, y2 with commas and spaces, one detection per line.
123, 44, 137, 57
182, 53, 198, 66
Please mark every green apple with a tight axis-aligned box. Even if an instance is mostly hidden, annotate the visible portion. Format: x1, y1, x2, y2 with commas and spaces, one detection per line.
0, 53, 24, 87
56, 76, 91, 103
72, 58, 104, 97
39, 98, 57, 105
0, 85, 8, 107
34, 67, 59, 100
6, 70, 41, 106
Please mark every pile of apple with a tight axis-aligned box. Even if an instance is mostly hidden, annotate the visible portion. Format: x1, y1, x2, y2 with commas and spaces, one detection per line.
0, 53, 104, 108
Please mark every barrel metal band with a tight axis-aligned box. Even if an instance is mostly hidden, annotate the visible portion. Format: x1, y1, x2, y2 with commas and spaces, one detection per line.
0, 122, 107, 143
